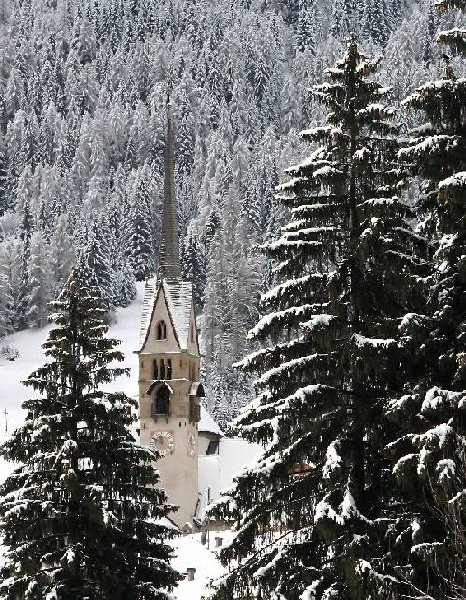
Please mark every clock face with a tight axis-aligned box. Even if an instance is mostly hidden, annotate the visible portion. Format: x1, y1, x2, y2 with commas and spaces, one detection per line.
187, 432, 196, 457
150, 431, 174, 457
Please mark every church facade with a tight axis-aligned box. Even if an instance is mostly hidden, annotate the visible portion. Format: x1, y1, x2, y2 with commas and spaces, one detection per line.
136, 106, 204, 527
136, 106, 260, 528
137, 277, 204, 527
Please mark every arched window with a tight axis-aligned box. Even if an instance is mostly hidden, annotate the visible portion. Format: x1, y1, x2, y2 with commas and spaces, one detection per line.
153, 360, 158, 380
167, 358, 172, 379
153, 386, 170, 416
156, 320, 167, 340
159, 359, 166, 380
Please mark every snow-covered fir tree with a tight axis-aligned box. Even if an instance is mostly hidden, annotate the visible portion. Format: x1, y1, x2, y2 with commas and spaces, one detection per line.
208, 40, 427, 599
27, 230, 52, 328
386, 1, 466, 596
0, 0, 453, 424
0, 269, 180, 599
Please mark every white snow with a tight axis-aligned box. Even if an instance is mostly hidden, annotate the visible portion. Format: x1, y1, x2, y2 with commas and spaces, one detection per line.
199, 406, 223, 436
300, 578, 323, 600
198, 437, 262, 517
438, 171, 466, 190
170, 532, 229, 600
436, 459, 456, 485
351, 333, 396, 349
302, 314, 335, 331
420, 387, 465, 414
0, 283, 255, 598
322, 440, 342, 479
0, 284, 143, 485
417, 423, 453, 449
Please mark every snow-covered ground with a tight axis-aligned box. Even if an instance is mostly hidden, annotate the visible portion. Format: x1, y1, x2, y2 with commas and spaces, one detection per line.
0, 283, 227, 597
171, 531, 232, 599
0, 286, 143, 457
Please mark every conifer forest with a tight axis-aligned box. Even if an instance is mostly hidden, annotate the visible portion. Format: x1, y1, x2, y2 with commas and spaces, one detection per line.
0, 0, 465, 598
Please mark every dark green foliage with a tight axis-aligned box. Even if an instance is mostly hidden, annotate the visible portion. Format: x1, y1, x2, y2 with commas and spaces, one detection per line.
209, 41, 426, 600
387, 2, 466, 596
0, 269, 180, 599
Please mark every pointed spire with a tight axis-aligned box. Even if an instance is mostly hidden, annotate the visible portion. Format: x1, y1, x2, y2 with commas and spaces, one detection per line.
159, 101, 181, 280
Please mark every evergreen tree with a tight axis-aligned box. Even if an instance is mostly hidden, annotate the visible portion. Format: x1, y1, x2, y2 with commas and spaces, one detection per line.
13, 200, 33, 330
0, 268, 180, 599
0, 240, 17, 337
77, 216, 113, 311
181, 228, 206, 312
209, 40, 426, 600
0, 133, 9, 216
0, 0, 433, 415
387, 1, 466, 596
0, 254, 14, 337
27, 230, 52, 328
50, 213, 75, 298
361, 0, 390, 46
124, 169, 156, 281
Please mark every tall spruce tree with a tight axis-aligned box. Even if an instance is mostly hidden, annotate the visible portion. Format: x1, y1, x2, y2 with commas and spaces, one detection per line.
209, 40, 426, 599
387, 1, 466, 596
0, 269, 180, 599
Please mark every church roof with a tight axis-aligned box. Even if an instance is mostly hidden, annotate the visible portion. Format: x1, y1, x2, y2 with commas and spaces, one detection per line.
138, 103, 195, 353
159, 102, 181, 279
138, 276, 194, 352
139, 277, 157, 348
199, 406, 223, 436
163, 278, 193, 348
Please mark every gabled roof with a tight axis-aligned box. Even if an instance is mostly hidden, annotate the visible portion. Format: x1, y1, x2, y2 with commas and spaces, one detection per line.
139, 277, 157, 348
199, 406, 223, 436
163, 278, 193, 350
138, 276, 194, 352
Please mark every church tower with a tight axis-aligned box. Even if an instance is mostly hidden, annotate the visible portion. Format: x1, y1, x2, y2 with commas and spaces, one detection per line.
137, 105, 204, 528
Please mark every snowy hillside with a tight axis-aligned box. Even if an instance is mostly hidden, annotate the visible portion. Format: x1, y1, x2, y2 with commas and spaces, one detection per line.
0, 284, 143, 466
0, 281, 226, 598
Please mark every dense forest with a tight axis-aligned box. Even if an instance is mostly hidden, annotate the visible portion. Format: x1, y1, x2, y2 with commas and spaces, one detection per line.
0, 0, 462, 426
208, 0, 466, 596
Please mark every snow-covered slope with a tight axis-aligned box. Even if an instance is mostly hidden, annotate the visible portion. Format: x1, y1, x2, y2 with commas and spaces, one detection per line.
0, 284, 144, 483
0, 283, 226, 597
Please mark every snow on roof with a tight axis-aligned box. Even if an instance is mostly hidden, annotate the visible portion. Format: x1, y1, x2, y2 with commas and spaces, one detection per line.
151, 516, 180, 532
189, 382, 206, 397
139, 277, 157, 348
138, 276, 194, 351
163, 279, 193, 350
198, 436, 262, 517
199, 406, 223, 436
170, 532, 226, 599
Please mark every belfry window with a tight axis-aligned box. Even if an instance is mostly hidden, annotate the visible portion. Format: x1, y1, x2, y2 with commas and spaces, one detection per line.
152, 386, 170, 417
156, 320, 167, 340
167, 358, 172, 379
189, 397, 201, 423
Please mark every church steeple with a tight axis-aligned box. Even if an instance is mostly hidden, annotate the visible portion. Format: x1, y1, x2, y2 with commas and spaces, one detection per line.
138, 99, 203, 529
159, 102, 181, 280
